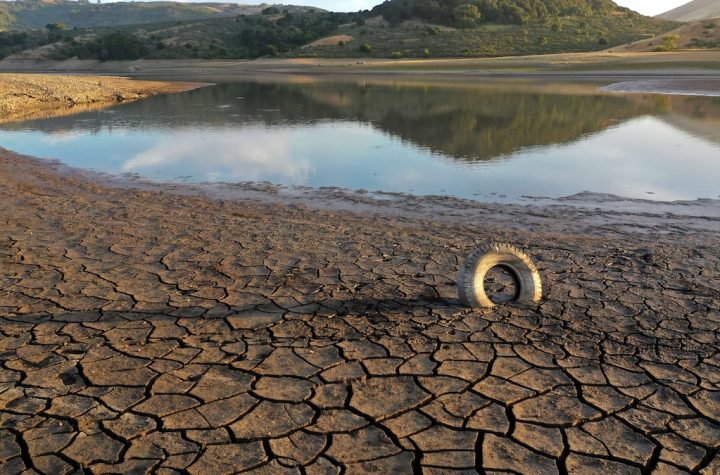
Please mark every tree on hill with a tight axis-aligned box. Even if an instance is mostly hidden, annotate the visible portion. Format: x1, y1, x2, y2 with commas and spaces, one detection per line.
453, 4, 482, 28
372, 0, 617, 27
99, 32, 147, 60
46, 22, 66, 41
262, 7, 281, 15
68, 31, 148, 60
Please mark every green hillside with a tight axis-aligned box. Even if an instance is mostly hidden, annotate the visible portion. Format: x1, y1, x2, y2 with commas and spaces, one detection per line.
302, 0, 676, 58
0, 0, 318, 30
0, 0, 680, 61
27, 10, 361, 60
299, 13, 677, 58
371, 0, 618, 27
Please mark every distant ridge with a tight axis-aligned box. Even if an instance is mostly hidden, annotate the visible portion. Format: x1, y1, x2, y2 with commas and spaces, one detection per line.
0, 1, 320, 30
657, 0, 720, 22
0, 0, 679, 60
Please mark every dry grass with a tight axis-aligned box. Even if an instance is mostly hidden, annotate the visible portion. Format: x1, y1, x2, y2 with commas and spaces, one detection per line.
609, 18, 720, 52
304, 35, 354, 48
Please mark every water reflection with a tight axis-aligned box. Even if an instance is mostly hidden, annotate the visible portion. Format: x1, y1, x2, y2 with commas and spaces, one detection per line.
121, 126, 310, 182
1, 78, 719, 201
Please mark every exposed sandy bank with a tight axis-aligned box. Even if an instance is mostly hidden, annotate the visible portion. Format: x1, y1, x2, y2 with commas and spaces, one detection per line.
2, 50, 720, 79
0, 73, 205, 123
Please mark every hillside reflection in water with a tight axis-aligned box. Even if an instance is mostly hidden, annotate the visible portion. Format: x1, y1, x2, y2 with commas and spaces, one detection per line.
1, 78, 719, 201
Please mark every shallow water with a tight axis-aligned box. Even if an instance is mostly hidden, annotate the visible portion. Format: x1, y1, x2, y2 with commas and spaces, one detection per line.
2, 77, 720, 202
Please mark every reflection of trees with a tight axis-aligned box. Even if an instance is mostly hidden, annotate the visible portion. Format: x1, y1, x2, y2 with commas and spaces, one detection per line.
5, 80, 720, 162
296, 85, 657, 160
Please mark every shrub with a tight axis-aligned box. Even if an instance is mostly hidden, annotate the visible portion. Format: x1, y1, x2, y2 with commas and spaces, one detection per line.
261, 6, 280, 15
266, 44, 278, 57
659, 34, 679, 51
390, 51, 403, 58
423, 48, 430, 57
99, 32, 148, 60
453, 4, 482, 29
359, 43, 372, 53
70, 32, 149, 61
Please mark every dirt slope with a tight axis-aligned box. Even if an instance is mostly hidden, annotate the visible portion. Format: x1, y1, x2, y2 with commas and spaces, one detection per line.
609, 18, 720, 52
657, 0, 720, 22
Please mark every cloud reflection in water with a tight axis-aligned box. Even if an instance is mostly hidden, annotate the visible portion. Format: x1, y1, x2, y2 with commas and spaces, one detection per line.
0, 79, 719, 202
121, 126, 312, 183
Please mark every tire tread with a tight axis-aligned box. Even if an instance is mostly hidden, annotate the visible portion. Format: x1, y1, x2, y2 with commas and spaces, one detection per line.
458, 242, 542, 308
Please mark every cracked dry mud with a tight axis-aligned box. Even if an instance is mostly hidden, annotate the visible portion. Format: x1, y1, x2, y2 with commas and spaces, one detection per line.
1, 150, 719, 475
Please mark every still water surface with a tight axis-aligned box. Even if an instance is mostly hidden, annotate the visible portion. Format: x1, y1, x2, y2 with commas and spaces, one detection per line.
2, 78, 720, 201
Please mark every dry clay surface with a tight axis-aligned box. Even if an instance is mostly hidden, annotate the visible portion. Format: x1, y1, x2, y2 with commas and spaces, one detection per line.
0, 150, 719, 474
0, 73, 200, 124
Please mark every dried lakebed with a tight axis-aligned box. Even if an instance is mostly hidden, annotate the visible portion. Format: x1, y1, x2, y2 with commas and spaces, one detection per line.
0, 149, 719, 474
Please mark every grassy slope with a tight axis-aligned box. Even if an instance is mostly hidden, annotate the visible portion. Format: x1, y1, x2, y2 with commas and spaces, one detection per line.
34, 10, 355, 61
0, 1, 318, 30
609, 19, 720, 52
297, 13, 678, 58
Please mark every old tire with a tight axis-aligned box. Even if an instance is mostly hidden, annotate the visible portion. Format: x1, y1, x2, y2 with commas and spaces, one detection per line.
458, 243, 542, 308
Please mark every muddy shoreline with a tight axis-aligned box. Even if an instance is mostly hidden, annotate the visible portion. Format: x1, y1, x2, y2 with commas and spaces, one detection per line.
2, 51, 720, 79
18, 147, 720, 233
1, 145, 719, 473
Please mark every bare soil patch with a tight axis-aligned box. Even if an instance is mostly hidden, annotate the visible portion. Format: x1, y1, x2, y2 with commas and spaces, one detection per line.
0, 147, 718, 473
305, 34, 354, 47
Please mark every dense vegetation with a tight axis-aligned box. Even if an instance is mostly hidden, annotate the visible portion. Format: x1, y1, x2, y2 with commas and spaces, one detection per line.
372, 0, 618, 27
235, 11, 361, 58
0, 29, 48, 59
298, 13, 678, 58
60, 32, 149, 61
0, 0, 684, 61
0, 8, 15, 30
42, 10, 361, 60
